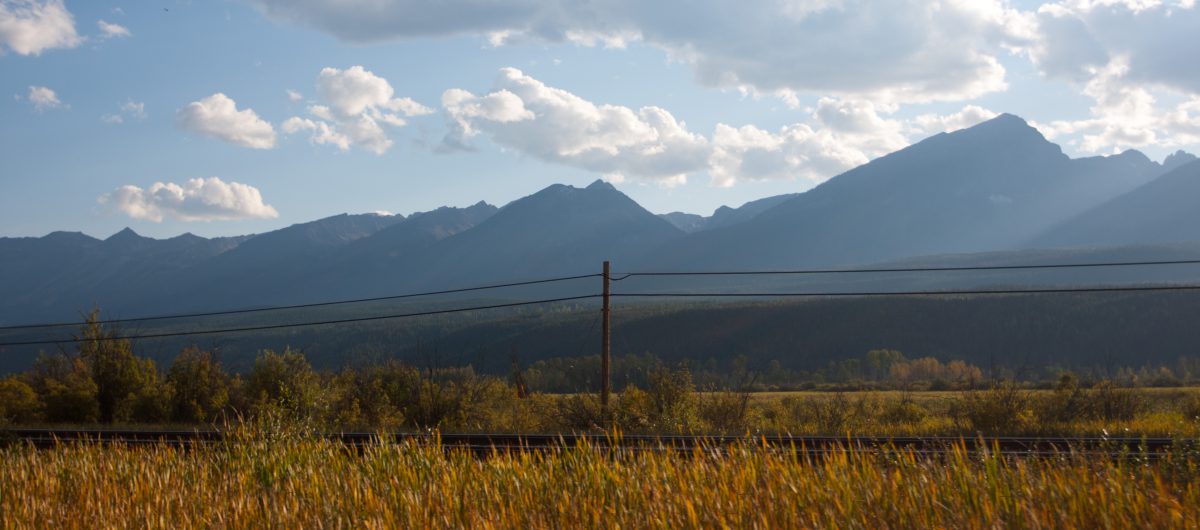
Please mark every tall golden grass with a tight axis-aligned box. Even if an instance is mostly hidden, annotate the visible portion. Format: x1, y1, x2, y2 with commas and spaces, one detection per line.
2, 434, 1198, 529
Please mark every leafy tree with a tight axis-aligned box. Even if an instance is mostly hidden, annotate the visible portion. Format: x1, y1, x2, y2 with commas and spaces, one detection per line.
167, 346, 230, 423
75, 310, 163, 423
242, 348, 320, 419
28, 352, 99, 423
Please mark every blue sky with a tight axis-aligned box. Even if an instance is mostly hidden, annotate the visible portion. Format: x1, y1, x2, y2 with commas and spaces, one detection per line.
2, 0, 1199, 239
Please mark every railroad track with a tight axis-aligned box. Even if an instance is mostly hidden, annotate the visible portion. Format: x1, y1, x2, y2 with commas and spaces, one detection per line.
1, 429, 1194, 458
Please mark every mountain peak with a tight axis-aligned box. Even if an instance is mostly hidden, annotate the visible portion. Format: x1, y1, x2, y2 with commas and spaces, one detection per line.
968, 113, 1040, 136
1164, 150, 1199, 171
106, 227, 147, 242
586, 179, 616, 191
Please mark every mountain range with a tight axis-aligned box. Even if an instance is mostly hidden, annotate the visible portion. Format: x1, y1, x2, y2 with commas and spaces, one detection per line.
2, 113, 1199, 325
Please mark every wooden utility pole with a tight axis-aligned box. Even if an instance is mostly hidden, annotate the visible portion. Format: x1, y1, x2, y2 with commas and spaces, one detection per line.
601, 261, 612, 416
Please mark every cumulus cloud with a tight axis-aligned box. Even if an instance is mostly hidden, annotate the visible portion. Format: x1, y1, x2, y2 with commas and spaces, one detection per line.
0, 0, 81, 55
176, 93, 277, 149
1034, 56, 1200, 153
282, 65, 432, 154
440, 69, 1011, 187
250, 0, 1034, 105
286, 89, 303, 102
708, 98, 911, 187
26, 85, 64, 111
98, 177, 279, 222
1020, 2, 1200, 153
443, 67, 710, 185
96, 19, 129, 38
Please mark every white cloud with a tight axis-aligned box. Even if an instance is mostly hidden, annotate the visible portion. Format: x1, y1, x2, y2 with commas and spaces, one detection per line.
286, 89, 303, 102
1031, 1, 1200, 93
282, 65, 432, 154
250, 0, 1034, 104
26, 85, 63, 111
0, 0, 81, 55
1021, 2, 1200, 153
96, 19, 129, 38
176, 93, 277, 149
910, 105, 1000, 136
281, 117, 352, 151
1030, 55, 1200, 153
708, 98, 910, 187
98, 177, 280, 222
439, 69, 1012, 187
120, 100, 145, 118
101, 99, 146, 124
443, 67, 709, 186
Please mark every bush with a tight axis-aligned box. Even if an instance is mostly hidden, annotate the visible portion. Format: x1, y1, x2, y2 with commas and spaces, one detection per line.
697, 389, 752, 433
0, 376, 41, 424
954, 383, 1032, 434
878, 394, 928, 425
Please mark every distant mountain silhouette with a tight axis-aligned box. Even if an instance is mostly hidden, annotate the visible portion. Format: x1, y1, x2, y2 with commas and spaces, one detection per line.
641, 114, 1172, 269
0, 228, 248, 321
401, 180, 683, 286
659, 212, 707, 233
1031, 159, 1200, 248
660, 193, 801, 233
2, 114, 1198, 324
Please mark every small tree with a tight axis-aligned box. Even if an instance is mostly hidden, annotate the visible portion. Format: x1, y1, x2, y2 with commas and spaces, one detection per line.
75, 310, 163, 423
167, 346, 230, 423
242, 348, 320, 420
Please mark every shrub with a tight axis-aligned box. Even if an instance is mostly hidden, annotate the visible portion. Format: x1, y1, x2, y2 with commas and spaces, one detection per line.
0, 376, 41, 424
954, 383, 1032, 434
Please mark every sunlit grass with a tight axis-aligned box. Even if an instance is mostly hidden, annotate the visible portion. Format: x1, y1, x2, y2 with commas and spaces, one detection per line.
2, 435, 1199, 529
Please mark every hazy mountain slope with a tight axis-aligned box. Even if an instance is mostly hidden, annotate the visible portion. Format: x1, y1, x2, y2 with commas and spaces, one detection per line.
1031, 159, 1200, 248
659, 212, 707, 233
305, 202, 500, 298
143, 213, 407, 311
0, 229, 248, 323
407, 180, 685, 284
704, 193, 802, 230
659, 193, 802, 233
642, 114, 1166, 270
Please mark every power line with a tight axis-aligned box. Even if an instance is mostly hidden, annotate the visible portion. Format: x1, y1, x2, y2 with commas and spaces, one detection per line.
0, 273, 602, 332
0, 295, 601, 348
612, 284, 1200, 299
5, 258, 1198, 332
611, 258, 1200, 280
9, 283, 1200, 348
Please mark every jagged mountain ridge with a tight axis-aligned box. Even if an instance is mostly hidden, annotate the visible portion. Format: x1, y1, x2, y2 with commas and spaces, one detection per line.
1, 114, 1198, 324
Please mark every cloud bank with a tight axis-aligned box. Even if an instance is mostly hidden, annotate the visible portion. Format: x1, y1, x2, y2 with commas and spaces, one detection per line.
251, 0, 1032, 105
444, 69, 997, 187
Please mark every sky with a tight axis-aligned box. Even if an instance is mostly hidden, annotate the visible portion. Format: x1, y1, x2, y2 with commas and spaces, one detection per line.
1, 0, 1199, 239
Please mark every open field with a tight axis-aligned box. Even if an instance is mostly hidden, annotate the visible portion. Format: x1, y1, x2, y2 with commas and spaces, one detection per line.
2, 435, 1199, 529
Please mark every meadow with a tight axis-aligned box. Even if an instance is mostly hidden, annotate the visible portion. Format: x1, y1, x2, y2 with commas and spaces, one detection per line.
2, 433, 1198, 529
